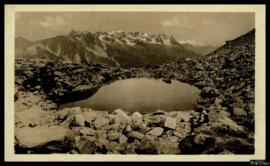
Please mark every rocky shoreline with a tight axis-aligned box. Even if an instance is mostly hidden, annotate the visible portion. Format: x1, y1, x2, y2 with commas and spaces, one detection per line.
14, 29, 255, 154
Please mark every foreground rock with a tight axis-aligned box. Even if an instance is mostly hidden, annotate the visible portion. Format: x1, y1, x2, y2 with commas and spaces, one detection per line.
15, 125, 75, 153
164, 117, 177, 129
13, 106, 198, 154
15, 105, 51, 128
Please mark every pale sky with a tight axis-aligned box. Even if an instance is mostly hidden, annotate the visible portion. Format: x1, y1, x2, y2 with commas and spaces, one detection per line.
16, 12, 255, 46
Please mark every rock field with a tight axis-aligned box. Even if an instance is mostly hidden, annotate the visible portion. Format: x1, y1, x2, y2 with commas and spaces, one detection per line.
14, 29, 255, 154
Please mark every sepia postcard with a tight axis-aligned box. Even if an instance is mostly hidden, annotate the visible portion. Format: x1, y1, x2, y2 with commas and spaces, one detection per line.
4, 4, 266, 162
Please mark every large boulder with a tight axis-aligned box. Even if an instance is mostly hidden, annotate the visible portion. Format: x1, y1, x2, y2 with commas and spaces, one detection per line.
104, 141, 127, 154
135, 140, 160, 154
164, 117, 177, 130
74, 138, 96, 154
131, 112, 143, 121
159, 136, 180, 154
174, 122, 192, 140
212, 116, 246, 137
233, 107, 247, 117
147, 127, 163, 137
131, 112, 145, 129
15, 105, 50, 128
70, 114, 85, 127
175, 111, 194, 122
178, 135, 216, 154
15, 125, 74, 153
129, 131, 144, 140
111, 109, 131, 125
79, 128, 96, 136
207, 109, 247, 137
107, 132, 121, 141
196, 110, 247, 138
119, 135, 128, 144
82, 109, 109, 127
93, 117, 109, 129
57, 109, 71, 122
248, 103, 254, 112
148, 114, 166, 127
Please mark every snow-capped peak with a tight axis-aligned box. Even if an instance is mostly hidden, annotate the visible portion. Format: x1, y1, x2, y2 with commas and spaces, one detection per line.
178, 40, 207, 46
68, 30, 180, 46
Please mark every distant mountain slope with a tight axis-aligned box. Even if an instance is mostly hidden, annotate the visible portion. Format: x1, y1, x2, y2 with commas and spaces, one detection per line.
179, 42, 218, 56
15, 31, 200, 68
15, 37, 34, 58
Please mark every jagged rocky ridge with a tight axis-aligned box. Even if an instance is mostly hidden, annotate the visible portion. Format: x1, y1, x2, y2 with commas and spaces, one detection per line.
16, 30, 200, 68
14, 29, 255, 154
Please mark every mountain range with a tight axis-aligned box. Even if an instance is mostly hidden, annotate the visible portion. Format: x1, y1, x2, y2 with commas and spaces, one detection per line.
15, 30, 217, 68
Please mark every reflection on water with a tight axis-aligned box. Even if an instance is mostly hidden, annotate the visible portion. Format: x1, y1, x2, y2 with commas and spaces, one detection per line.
59, 78, 201, 113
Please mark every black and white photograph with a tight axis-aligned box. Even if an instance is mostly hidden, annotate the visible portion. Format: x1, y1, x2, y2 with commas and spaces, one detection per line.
4, 4, 266, 162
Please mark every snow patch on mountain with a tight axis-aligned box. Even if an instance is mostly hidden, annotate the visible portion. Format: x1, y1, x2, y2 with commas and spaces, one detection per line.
69, 30, 178, 47
178, 40, 207, 46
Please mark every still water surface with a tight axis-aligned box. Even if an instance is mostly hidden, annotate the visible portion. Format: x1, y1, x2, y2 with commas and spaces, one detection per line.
60, 78, 201, 113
